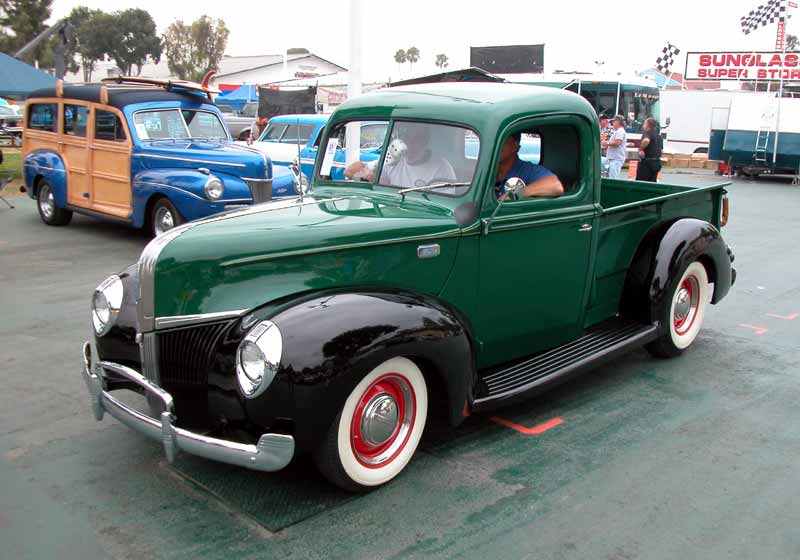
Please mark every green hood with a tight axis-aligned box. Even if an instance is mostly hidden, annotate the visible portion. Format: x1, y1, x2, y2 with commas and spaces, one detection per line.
154, 193, 463, 318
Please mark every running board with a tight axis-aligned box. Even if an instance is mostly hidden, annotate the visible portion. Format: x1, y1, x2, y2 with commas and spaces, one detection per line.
473, 319, 658, 412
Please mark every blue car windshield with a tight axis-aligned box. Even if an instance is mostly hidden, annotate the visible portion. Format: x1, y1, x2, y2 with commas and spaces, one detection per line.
133, 109, 228, 141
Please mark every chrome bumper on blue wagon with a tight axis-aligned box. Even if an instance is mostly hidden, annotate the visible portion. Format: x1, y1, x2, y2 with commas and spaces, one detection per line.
81, 341, 294, 471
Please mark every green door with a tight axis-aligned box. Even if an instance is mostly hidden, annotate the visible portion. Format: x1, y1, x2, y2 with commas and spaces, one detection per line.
476, 197, 596, 368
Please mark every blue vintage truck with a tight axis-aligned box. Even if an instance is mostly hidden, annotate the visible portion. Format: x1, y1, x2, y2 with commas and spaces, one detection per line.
22, 78, 299, 236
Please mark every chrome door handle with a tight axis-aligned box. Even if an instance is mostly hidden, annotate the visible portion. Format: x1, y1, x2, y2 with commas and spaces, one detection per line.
578, 224, 593, 232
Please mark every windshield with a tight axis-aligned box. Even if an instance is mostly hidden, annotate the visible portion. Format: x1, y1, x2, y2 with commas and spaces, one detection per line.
132, 109, 228, 141
242, 103, 258, 118
317, 120, 479, 197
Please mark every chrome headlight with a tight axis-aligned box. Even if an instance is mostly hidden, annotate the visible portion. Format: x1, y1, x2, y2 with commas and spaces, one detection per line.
91, 275, 123, 336
236, 320, 282, 398
204, 176, 224, 200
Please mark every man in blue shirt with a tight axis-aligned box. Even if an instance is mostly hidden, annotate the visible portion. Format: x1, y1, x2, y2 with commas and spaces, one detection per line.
495, 132, 564, 199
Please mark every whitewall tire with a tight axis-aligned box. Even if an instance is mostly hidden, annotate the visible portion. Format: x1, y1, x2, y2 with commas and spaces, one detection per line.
314, 357, 428, 492
647, 260, 710, 358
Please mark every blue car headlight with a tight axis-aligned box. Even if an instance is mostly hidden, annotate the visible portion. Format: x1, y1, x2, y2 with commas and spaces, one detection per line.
204, 176, 224, 200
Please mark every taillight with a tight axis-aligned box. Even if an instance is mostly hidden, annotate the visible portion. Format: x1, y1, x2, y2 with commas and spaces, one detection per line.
721, 196, 729, 227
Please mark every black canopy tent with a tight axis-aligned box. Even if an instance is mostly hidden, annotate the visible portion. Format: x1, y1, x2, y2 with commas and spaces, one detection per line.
0, 53, 56, 100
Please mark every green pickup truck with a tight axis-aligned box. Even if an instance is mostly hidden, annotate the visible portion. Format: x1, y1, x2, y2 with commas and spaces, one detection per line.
82, 83, 735, 492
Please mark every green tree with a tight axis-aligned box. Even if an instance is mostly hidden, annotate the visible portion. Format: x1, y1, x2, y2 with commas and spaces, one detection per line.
393, 48, 406, 75
0, 0, 53, 60
435, 53, 448, 69
163, 15, 229, 82
406, 46, 419, 74
104, 8, 161, 76
63, 6, 106, 80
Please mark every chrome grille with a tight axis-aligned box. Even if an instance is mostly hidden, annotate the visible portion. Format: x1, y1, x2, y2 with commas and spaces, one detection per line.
157, 320, 233, 386
139, 332, 161, 384
244, 178, 273, 203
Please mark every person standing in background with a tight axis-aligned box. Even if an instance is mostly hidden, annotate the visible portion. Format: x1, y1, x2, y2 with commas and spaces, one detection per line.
603, 115, 627, 179
598, 115, 612, 156
636, 117, 663, 182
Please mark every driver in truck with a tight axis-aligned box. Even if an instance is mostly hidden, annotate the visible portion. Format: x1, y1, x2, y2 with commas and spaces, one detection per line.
495, 132, 564, 199
344, 122, 457, 188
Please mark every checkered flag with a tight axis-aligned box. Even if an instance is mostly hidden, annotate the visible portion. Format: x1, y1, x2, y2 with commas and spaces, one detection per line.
655, 43, 680, 74
741, 0, 788, 34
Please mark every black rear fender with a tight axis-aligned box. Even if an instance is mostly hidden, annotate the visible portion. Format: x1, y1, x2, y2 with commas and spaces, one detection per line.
622, 218, 734, 323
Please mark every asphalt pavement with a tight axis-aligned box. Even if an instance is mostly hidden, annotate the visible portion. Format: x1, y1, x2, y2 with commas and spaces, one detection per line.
1, 173, 799, 559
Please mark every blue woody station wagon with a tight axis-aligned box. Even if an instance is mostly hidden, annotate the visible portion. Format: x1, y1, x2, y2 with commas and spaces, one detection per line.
22, 78, 298, 236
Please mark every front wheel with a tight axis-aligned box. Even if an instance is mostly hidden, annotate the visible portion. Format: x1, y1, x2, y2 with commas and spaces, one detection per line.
37, 182, 72, 226
150, 197, 183, 237
646, 261, 710, 358
314, 357, 428, 492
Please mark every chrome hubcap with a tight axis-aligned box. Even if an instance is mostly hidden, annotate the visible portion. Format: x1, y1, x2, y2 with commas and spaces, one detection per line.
154, 207, 174, 236
39, 186, 55, 219
360, 394, 399, 446
674, 287, 691, 323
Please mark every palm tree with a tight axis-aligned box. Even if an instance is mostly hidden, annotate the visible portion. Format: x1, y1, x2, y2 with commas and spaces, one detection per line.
406, 46, 420, 74
435, 53, 449, 69
788, 34, 798, 51
394, 49, 407, 75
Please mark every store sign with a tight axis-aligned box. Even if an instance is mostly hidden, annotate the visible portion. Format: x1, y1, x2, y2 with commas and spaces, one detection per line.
685, 51, 800, 81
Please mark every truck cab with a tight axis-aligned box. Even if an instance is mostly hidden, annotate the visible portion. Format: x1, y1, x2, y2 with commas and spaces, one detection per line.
23, 79, 297, 236
80, 83, 735, 495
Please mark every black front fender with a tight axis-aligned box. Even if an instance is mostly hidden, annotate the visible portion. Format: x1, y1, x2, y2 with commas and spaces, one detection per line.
623, 218, 734, 323
247, 290, 476, 452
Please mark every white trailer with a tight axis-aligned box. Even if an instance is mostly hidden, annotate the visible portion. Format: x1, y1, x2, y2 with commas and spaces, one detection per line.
660, 90, 736, 154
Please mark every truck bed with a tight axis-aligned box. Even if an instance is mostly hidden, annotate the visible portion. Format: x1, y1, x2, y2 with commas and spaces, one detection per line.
585, 178, 729, 327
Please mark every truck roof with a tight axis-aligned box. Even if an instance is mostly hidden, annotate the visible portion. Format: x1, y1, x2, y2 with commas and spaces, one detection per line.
27, 83, 212, 109
334, 82, 597, 126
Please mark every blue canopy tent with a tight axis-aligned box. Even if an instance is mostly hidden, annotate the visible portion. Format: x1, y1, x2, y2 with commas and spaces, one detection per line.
0, 53, 56, 100
215, 84, 258, 111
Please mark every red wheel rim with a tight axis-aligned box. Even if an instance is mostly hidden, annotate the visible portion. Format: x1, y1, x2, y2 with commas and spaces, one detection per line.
350, 373, 416, 469
673, 274, 700, 335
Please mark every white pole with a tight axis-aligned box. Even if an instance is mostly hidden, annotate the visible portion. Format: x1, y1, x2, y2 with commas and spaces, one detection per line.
346, 0, 363, 167
773, 45, 786, 165
614, 80, 621, 116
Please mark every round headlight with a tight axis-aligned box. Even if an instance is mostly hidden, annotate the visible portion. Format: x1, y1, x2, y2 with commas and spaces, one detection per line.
236, 320, 282, 398
204, 177, 224, 200
91, 274, 123, 336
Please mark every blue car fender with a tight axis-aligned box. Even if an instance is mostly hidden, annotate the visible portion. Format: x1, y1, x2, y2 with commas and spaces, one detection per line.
23, 150, 68, 207
132, 169, 251, 227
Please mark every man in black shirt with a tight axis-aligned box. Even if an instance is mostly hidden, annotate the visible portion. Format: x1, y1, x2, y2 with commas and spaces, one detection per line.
636, 117, 663, 182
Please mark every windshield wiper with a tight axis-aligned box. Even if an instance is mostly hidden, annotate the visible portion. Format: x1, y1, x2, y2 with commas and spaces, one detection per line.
398, 181, 471, 199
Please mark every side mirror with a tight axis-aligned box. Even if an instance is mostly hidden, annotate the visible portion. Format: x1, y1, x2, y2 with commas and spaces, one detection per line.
483, 177, 526, 235
664, 116, 671, 128
503, 177, 526, 201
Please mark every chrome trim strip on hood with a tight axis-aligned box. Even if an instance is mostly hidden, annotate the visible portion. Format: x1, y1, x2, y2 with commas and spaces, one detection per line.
134, 153, 247, 168
155, 309, 248, 330
136, 195, 345, 332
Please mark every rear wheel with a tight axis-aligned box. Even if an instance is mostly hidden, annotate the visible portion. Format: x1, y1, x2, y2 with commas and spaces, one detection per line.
646, 261, 709, 358
150, 197, 183, 237
36, 181, 72, 226
314, 357, 428, 492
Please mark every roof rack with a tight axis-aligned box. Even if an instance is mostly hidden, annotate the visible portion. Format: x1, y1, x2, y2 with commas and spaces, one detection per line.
101, 76, 220, 100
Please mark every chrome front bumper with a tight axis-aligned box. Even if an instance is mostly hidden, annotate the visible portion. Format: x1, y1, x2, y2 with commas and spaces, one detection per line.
81, 342, 294, 472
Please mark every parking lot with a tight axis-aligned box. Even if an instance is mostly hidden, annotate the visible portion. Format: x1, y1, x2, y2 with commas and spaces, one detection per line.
1, 172, 799, 559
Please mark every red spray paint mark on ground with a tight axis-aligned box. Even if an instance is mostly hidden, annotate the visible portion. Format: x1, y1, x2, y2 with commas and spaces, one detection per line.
766, 313, 799, 320
490, 416, 564, 435
738, 324, 769, 335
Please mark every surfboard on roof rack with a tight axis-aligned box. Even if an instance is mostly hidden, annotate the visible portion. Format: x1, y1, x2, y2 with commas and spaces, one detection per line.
101, 76, 220, 99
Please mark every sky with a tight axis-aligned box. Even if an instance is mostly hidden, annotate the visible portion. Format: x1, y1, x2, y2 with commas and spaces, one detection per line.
49, 0, 796, 82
